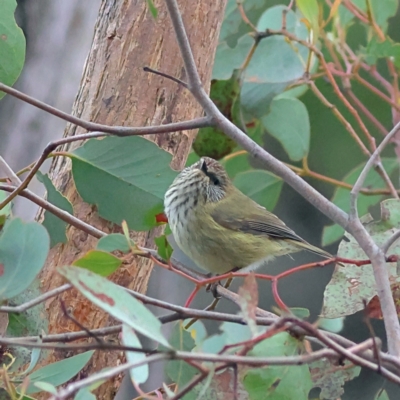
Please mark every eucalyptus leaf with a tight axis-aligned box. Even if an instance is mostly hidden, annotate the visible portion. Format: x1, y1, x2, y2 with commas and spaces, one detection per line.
122, 324, 149, 385
0, 218, 49, 301
262, 97, 310, 161
24, 351, 94, 394
37, 171, 73, 247
59, 266, 170, 347
0, 0, 26, 100
73, 250, 122, 277
71, 136, 177, 231
96, 233, 132, 253
234, 170, 283, 211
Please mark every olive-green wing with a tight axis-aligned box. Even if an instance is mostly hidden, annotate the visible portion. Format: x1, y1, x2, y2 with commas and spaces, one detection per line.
211, 201, 332, 258
211, 206, 304, 243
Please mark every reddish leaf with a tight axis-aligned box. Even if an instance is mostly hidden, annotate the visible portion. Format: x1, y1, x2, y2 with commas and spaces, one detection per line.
366, 284, 400, 319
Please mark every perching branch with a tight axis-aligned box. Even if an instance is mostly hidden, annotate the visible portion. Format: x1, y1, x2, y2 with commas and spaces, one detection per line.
164, 0, 400, 355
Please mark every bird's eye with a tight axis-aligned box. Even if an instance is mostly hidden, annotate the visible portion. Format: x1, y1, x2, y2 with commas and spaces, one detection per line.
208, 172, 220, 186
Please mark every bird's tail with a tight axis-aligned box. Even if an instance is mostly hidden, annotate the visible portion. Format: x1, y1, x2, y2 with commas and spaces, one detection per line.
297, 241, 333, 259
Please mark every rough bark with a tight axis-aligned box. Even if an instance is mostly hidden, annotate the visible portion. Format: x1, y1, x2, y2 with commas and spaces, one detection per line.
36, 0, 225, 398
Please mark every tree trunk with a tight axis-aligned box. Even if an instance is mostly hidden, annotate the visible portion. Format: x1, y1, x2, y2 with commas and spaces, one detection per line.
36, 0, 225, 398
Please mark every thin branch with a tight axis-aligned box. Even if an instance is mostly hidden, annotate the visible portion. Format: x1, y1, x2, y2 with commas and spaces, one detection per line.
52, 354, 168, 400
143, 66, 188, 88
351, 120, 400, 217
0, 82, 211, 137
382, 230, 400, 254
0, 184, 106, 239
0, 284, 71, 313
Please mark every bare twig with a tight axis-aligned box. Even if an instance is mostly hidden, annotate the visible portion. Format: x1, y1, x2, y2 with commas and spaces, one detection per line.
0, 184, 106, 239
382, 230, 400, 254
0, 284, 71, 313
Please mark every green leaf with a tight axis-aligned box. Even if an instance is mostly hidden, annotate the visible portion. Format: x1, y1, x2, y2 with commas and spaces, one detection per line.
146, 0, 158, 18
193, 76, 239, 159
122, 324, 149, 385
218, 0, 269, 46
363, 36, 400, 69
322, 158, 398, 245
0, 218, 49, 301
295, 0, 320, 40
318, 317, 344, 333
96, 233, 132, 253
262, 97, 310, 161
0, 0, 26, 100
24, 351, 94, 394
239, 6, 314, 118
213, 34, 254, 80
73, 250, 122, 277
290, 307, 310, 319
74, 388, 96, 400
166, 323, 197, 397
233, 170, 283, 211
154, 234, 173, 260
0, 190, 12, 227
222, 153, 253, 179
71, 136, 177, 231
36, 171, 73, 248
243, 332, 312, 400
59, 266, 170, 348
375, 389, 390, 400
33, 382, 57, 394
310, 358, 360, 399
322, 199, 400, 318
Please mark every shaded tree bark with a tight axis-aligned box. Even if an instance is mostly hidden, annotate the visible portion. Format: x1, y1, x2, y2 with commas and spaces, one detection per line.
36, 0, 226, 398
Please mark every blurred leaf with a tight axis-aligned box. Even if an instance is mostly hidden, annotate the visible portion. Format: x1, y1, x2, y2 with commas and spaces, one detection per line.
222, 152, 253, 178
213, 35, 254, 80
375, 389, 390, 400
238, 273, 259, 336
122, 324, 149, 385
240, 6, 311, 118
243, 332, 312, 400
75, 388, 96, 400
296, 0, 320, 40
33, 382, 57, 394
290, 307, 310, 319
0, 218, 49, 301
318, 317, 344, 333
59, 266, 170, 347
363, 36, 400, 69
322, 200, 400, 318
262, 97, 310, 161
0, 190, 12, 227
36, 171, 73, 248
0, 0, 26, 100
96, 233, 132, 253
71, 136, 177, 231
155, 234, 173, 260
166, 323, 197, 398
23, 348, 41, 375
234, 170, 283, 211
322, 158, 398, 246
193, 76, 239, 159
72, 250, 122, 277
310, 359, 360, 399
338, 0, 397, 32
185, 152, 201, 168
24, 351, 94, 394
146, 0, 158, 18
218, 0, 269, 46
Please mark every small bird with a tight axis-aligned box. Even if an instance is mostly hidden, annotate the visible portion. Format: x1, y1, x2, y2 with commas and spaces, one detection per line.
164, 157, 331, 275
